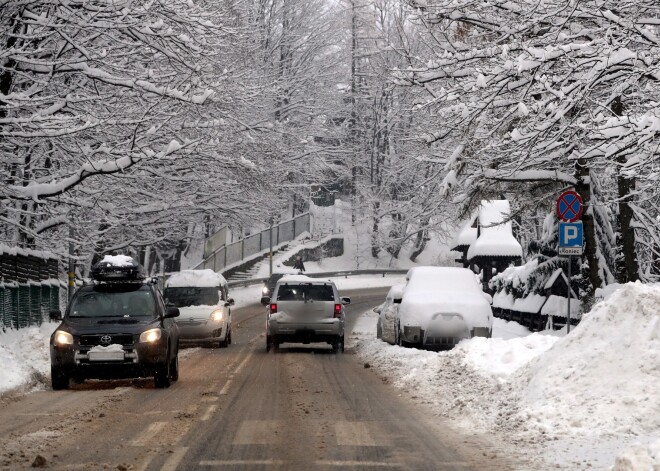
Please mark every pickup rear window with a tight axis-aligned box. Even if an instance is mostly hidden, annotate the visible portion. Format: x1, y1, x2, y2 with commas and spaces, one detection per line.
277, 284, 334, 302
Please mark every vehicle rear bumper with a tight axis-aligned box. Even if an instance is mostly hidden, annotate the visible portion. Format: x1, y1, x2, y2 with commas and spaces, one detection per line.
269, 320, 343, 343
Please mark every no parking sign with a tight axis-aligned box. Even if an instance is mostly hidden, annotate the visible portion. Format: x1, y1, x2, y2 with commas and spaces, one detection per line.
556, 190, 583, 222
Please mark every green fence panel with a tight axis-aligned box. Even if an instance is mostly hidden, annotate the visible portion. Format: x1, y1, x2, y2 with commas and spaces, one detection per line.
17, 284, 30, 329
51, 285, 61, 312
0, 287, 6, 329
7, 286, 18, 329
30, 284, 41, 326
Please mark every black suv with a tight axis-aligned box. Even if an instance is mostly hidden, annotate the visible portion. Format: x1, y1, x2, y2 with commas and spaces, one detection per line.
49, 256, 180, 389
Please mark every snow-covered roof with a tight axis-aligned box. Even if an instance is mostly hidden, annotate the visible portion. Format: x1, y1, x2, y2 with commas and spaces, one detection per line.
450, 213, 478, 250
512, 294, 547, 314
278, 274, 317, 283
541, 295, 580, 317
101, 254, 135, 267
166, 269, 227, 288
467, 200, 523, 260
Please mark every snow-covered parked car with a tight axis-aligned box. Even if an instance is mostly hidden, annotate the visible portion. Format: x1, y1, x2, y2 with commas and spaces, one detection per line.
164, 270, 234, 348
396, 267, 493, 349
375, 284, 404, 344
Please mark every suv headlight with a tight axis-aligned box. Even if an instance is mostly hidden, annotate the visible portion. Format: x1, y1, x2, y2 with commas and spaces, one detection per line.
262, 286, 269, 295
139, 328, 162, 343
54, 330, 73, 346
210, 310, 224, 322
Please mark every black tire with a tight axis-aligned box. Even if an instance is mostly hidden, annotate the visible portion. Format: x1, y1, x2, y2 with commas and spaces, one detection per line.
154, 359, 171, 388
227, 327, 232, 345
170, 354, 179, 382
51, 366, 69, 390
273, 340, 280, 353
396, 325, 403, 347
266, 334, 271, 352
376, 322, 382, 339
332, 336, 344, 353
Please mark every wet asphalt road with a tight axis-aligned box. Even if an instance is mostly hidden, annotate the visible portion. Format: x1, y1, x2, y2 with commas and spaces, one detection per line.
0, 287, 514, 471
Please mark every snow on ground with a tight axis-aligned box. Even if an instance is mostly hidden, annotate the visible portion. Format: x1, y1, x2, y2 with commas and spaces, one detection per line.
0, 323, 58, 396
350, 281, 660, 470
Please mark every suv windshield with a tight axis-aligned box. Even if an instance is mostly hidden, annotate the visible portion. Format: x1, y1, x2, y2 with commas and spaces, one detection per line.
69, 284, 156, 318
164, 287, 220, 307
276, 284, 334, 302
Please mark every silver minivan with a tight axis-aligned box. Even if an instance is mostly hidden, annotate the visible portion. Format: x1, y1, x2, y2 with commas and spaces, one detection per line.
262, 275, 350, 353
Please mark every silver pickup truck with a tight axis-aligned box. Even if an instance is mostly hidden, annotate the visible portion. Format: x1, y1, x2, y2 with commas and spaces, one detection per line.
262, 276, 350, 353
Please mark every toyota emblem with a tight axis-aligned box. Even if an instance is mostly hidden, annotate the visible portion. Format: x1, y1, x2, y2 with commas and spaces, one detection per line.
100, 335, 112, 345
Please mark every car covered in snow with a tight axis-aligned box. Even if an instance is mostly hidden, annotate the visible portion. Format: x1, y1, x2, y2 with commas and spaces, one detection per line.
261, 275, 350, 353
164, 269, 233, 348
396, 267, 493, 349
375, 284, 404, 344
49, 255, 180, 389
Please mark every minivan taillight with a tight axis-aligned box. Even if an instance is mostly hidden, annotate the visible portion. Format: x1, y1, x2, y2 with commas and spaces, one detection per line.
334, 304, 342, 318
270, 303, 277, 313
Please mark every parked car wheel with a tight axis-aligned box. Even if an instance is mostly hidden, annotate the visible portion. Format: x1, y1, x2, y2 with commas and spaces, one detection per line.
376, 322, 382, 339
51, 366, 69, 390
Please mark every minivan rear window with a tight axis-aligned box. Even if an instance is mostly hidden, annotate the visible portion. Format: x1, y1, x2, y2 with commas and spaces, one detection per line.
277, 284, 334, 302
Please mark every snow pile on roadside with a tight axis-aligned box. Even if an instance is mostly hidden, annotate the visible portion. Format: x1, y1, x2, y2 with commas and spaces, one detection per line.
352, 282, 660, 468
350, 309, 555, 434
512, 282, 660, 438
612, 439, 660, 471
0, 323, 58, 396
454, 334, 557, 381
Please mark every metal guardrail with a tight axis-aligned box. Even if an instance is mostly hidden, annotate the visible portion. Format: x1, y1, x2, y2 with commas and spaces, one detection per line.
193, 213, 311, 272
227, 269, 409, 289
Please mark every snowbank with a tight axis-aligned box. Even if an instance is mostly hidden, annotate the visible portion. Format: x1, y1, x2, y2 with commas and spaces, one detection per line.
513, 281, 660, 437
612, 439, 660, 471
352, 281, 660, 470
0, 323, 58, 396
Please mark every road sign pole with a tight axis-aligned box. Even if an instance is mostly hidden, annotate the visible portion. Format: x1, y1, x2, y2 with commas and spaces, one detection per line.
567, 256, 571, 334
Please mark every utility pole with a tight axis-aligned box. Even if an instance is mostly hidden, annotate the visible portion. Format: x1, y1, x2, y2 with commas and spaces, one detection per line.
269, 218, 274, 276
68, 225, 75, 301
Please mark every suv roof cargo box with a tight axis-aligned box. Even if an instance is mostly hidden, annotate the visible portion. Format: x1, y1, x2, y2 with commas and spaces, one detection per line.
91, 255, 145, 282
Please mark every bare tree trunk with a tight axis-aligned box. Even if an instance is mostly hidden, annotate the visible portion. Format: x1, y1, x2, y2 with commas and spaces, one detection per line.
575, 158, 603, 301
371, 202, 380, 257
611, 97, 639, 283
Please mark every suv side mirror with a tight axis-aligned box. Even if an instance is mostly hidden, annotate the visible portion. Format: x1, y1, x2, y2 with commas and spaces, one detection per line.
260, 296, 270, 306
341, 297, 351, 305
49, 310, 62, 321
164, 307, 180, 319
482, 292, 493, 304
225, 298, 235, 307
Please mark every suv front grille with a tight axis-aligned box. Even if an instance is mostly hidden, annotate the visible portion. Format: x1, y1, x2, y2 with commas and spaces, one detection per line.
79, 334, 134, 347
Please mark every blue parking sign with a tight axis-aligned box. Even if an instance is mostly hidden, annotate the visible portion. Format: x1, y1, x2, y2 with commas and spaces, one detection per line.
558, 222, 583, 255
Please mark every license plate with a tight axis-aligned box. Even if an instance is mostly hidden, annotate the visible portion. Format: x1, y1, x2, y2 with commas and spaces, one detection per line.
88, 351, 125, 361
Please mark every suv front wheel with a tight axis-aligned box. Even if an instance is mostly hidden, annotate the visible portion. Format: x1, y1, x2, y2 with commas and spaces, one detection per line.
51, 366, 70, 390
154, 353, 172, 388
